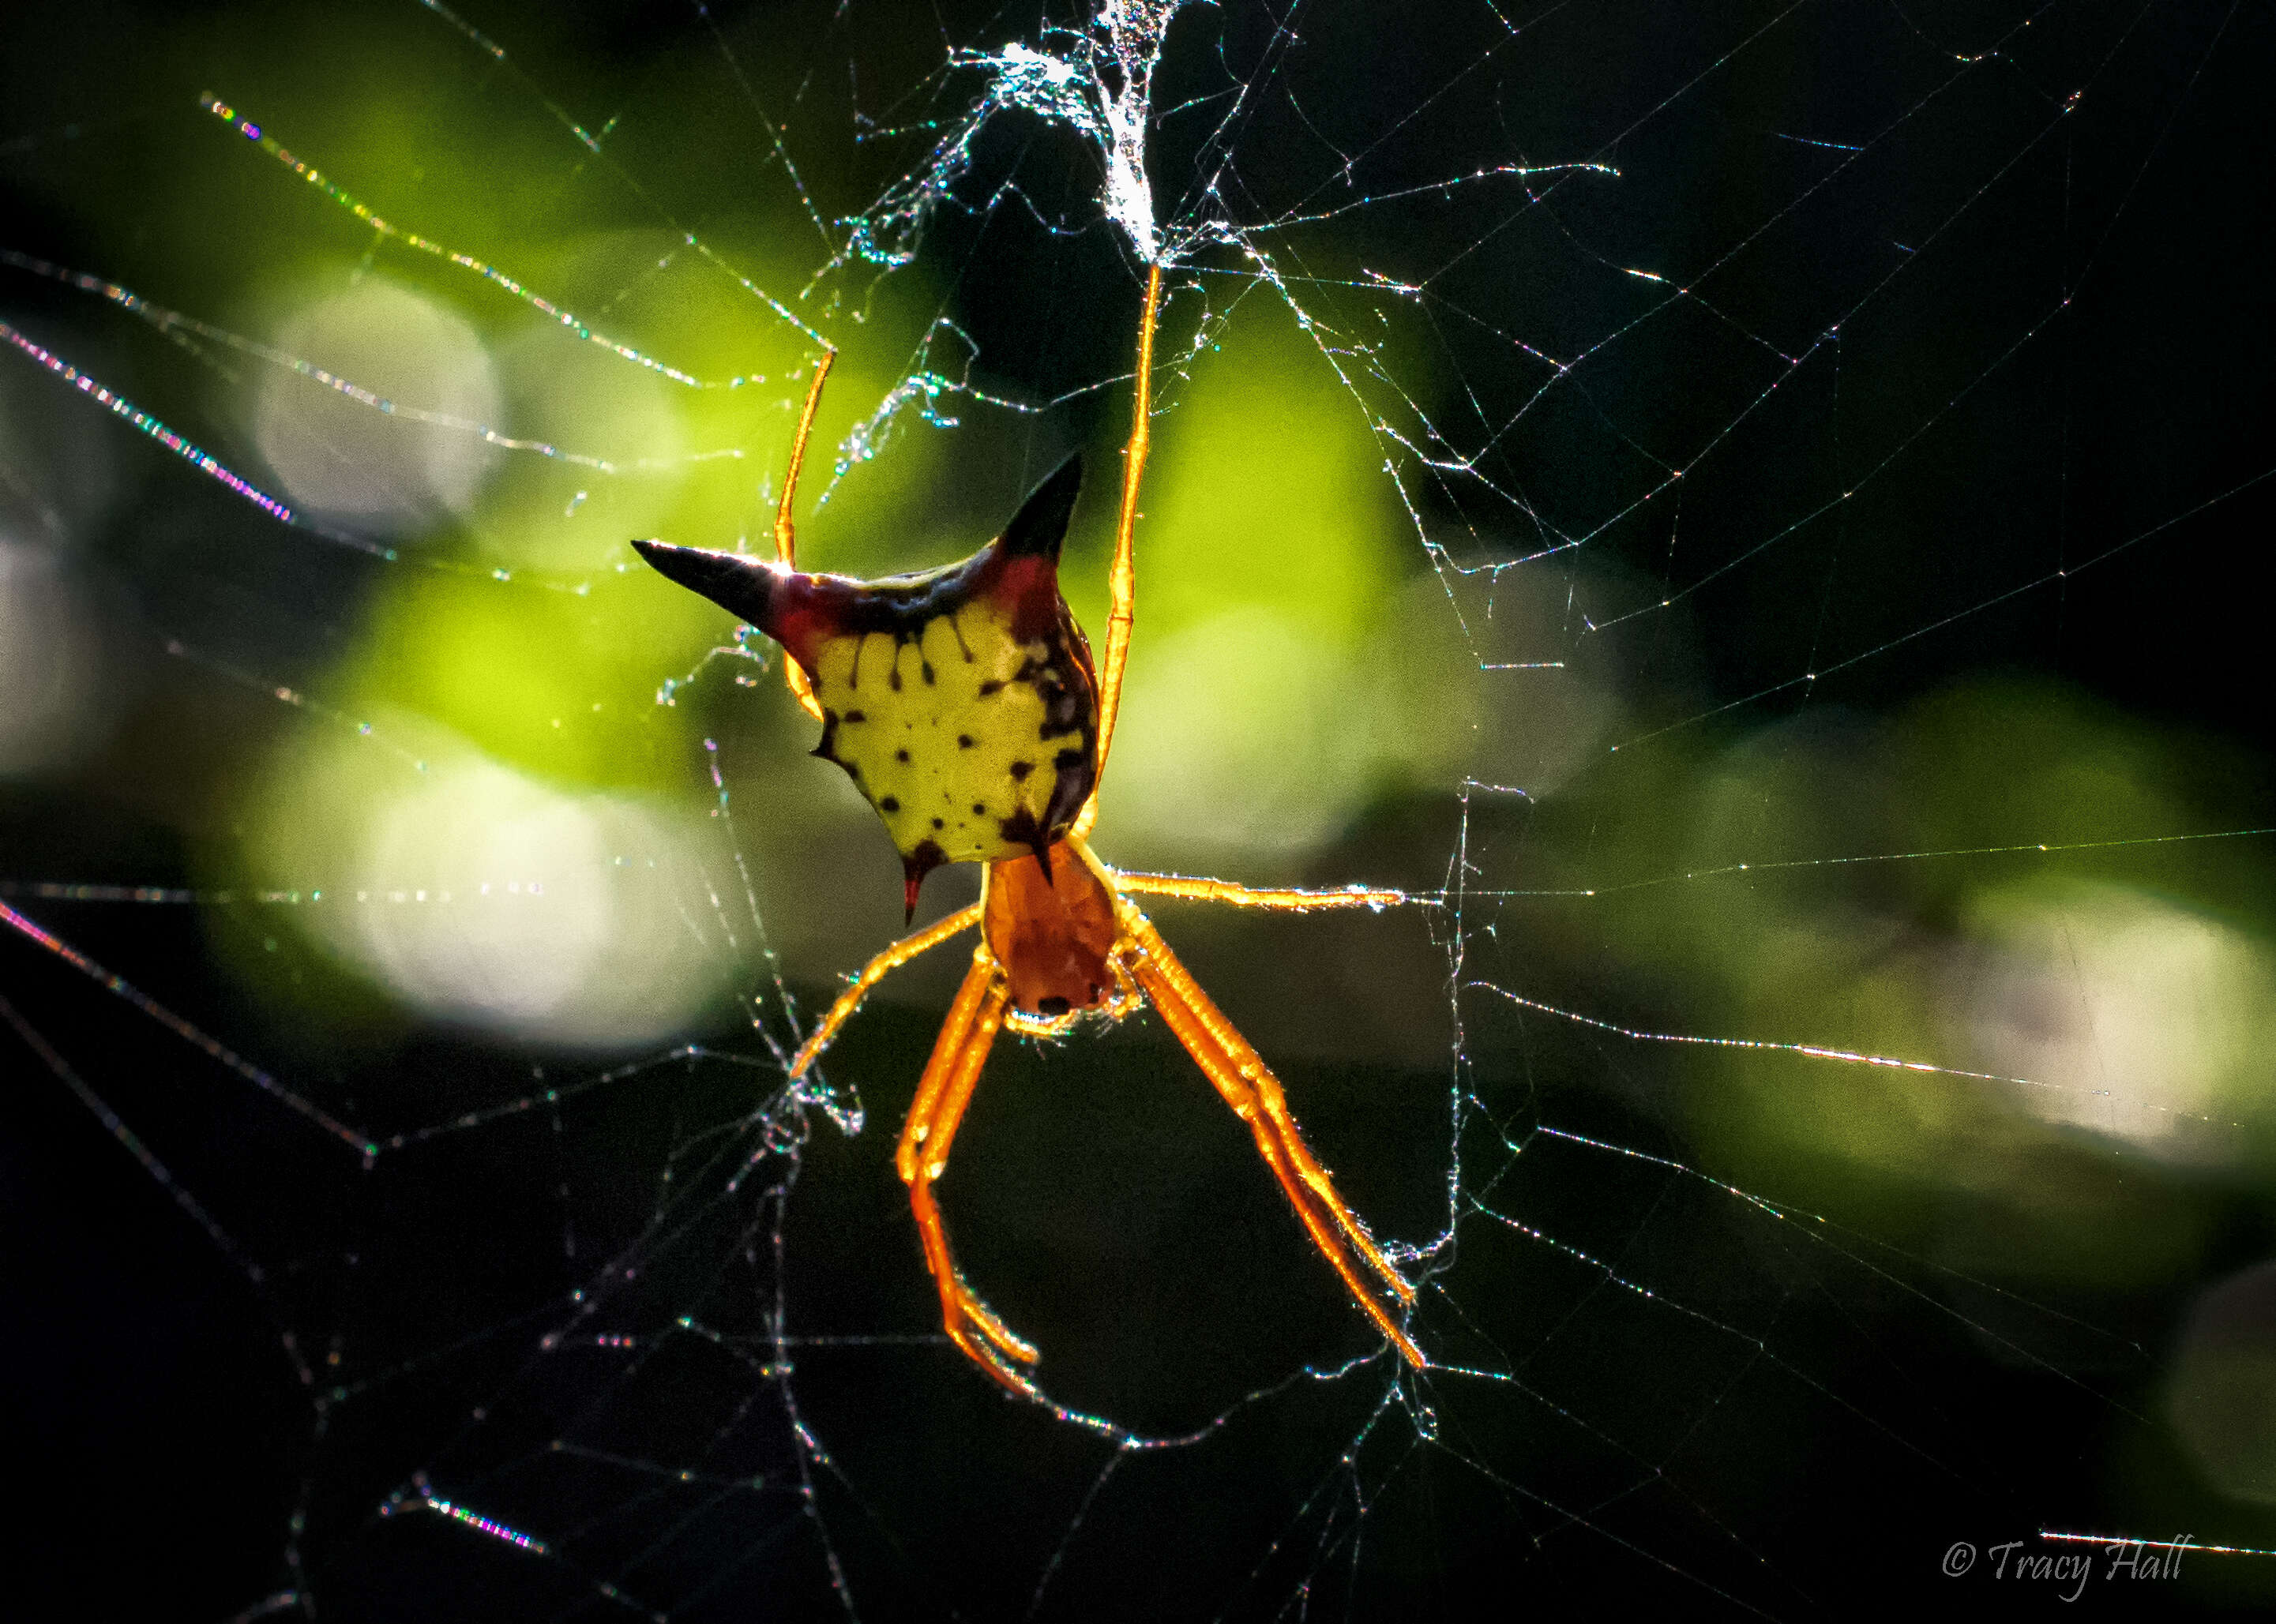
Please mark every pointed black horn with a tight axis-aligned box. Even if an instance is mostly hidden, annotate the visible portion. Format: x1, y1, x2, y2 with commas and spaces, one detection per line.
631, 540, 782, 631
901, 841, 947, 926
997, 452, 1084, 561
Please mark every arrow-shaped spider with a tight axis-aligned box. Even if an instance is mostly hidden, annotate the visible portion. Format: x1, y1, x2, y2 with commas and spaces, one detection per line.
634, 266, 1424, 1397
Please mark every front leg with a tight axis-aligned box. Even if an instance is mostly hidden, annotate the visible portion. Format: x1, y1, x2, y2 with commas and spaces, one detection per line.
897, 950, 1039, 1396
788, 903, 982, 1079
1121, 913, 1425, 1368
1111, 872, 1407, 912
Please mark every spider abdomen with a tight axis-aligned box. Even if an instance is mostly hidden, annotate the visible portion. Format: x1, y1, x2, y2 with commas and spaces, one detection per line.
634, 455, 1097, 917
809, 600, 1092, 885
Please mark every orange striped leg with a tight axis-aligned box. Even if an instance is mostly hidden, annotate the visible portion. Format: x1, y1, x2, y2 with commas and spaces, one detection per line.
1122, 914, 1424, 1367
1114, 873, 1407, 913
1072, 259, 1164, 840
895, 951, 1038, 1395
1125, 913, 1413, 1302
788, 903, 981, 1079
772, 347, 836, 722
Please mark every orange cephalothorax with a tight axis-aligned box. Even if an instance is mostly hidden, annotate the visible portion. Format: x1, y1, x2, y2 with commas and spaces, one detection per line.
634, 456, 1099, 917
982, 841, 1121, 1017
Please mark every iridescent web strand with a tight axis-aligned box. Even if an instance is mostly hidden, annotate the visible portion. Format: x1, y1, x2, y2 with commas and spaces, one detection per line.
199, 94, 713, 388
0, 316, 302, 527
1, 249, 712, 477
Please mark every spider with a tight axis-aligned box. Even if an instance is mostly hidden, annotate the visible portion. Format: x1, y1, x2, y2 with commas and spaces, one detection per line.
633, 265, 1424, 1396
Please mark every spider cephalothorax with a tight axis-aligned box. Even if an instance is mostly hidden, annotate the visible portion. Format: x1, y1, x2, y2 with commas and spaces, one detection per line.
631, 268, 1425, 1399
634, 456, 1098, 917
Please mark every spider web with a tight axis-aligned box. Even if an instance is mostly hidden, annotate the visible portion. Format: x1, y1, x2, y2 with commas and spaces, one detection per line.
5, 0, 2275, 1615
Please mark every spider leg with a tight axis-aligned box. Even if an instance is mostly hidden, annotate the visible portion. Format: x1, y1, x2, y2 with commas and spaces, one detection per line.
1072, 259, 1164, 840
1121, 913, 1425, 1367
1113, 873, 1407, 913
771, 347, 836, 722
896, 949, 1040, 1396
788, 902, 982, 1080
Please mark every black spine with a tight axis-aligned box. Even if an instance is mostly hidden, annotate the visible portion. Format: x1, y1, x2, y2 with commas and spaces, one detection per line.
630, 540, 781, 633
997, 453, 1084, 561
